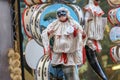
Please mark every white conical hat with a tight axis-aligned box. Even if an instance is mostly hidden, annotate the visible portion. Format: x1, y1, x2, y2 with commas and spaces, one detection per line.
89, 0, 94, 4
84, 0, 104, 16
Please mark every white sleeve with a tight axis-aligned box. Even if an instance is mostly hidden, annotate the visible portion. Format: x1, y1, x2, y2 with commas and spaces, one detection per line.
41, 21, 56, 54
41, 29, 50, 54
84, 11, 92, 32
85, 11, 91, 23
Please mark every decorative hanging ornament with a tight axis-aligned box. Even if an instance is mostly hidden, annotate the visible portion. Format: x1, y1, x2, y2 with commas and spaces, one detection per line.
22, 5, 38, 38
22, 8, 32, 38
109, 26, 120, 43
24, 0, 52, 6
30, 4, 47, 46
110, 45, 120, 63
36, 55, 50, 80
24, 0, 78, 6
69, 4, 84, 26
107, 0, 120, 7
36, 54, 64, 80
108, 8, 120, 25
25, 39, 44, 69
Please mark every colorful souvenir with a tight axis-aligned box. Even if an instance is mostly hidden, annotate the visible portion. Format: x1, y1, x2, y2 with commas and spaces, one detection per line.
30, 4, 47, 46
42, 55, 50, 80
69, 4, 84, 26
108, 8, 120, 25
41, 7, 84, 80
116, 8, 120, 22
25, 39, 44, 69
22, 8, 32, 38
36, 55, 48, 80
22, 0, 109, 80
24, 0, 34, 6
84, 0, 108, 80
36, 55, 64, 80
110, 45, 120, 63
107, 0, 120, 7
84, 0, 105, 40
22, 5, 38, 38
24, 0, 51, 6
109, 26, 120, 43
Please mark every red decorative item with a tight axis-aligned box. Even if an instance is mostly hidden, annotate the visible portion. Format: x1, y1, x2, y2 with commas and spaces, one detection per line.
22, 8, 32, 38
73, 26, 78, 37
82, 47, 86, 64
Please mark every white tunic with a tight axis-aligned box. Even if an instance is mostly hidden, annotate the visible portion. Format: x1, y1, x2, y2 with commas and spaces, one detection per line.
84, 4, 105, 40
41, 18, 85, 66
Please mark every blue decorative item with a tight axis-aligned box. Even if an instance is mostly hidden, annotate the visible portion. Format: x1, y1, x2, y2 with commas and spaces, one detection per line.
116, 8, 120, 22
109, 26, 120, 43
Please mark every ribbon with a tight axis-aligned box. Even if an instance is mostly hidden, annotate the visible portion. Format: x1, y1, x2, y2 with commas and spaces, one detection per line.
60, 52, 67, 64
93, 40, 101, 53
73, 26, 78, 37
82, 47, 86, 64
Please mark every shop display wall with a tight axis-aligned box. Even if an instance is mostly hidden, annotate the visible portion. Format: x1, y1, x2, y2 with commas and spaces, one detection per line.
10, 0, 120, 80
0, 0, 13, 80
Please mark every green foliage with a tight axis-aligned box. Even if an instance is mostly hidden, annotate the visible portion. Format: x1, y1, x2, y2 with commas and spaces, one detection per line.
43, 11, 57, 21
99, 0, 111, 17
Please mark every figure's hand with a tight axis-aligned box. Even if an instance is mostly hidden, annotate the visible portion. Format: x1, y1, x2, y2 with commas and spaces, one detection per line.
45, 47, 53, 56
45, 50, 53, 60
45, 50, 51, 56
82, 31, 86, 39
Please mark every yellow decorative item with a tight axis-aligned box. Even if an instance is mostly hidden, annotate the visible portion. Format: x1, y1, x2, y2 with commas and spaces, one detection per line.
14, 52, 20, 60
13, 67, 22, 75
105, 24, 110, 33
10, 73, 14, 79
7, 48, 22, 80
8, 66, 14, 73
13, 75, 22, 80
12, 60, 21, 68
8, 58, 13, 65
8, 49, 15, 58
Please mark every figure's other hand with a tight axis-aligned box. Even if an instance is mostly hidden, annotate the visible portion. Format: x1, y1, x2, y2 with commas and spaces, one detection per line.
45, 49, 53, 60
45, 51, 51, 56
82, 31, 86, 39
87, 18, 93, 22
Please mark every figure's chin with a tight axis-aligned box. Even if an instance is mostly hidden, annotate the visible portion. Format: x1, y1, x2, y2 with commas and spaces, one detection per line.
59, 18, 68, 22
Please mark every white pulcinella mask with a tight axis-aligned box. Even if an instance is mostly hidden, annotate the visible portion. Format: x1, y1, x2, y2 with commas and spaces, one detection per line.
56, 7, 70, 18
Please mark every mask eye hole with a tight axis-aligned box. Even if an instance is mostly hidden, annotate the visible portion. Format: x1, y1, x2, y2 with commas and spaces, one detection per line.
57, 10, 67, 17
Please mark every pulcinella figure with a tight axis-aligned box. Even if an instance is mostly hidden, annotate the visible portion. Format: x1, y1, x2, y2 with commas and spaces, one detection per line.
22, 0, 108, 80
84, 0, 108, 80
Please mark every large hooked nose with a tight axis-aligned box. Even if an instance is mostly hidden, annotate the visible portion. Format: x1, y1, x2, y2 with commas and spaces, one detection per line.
85, 45, 108, 80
